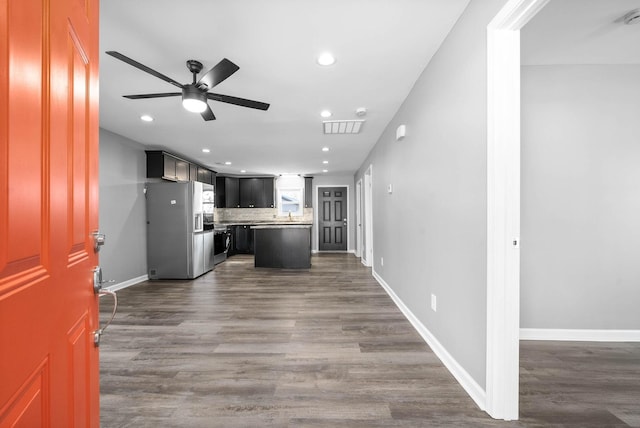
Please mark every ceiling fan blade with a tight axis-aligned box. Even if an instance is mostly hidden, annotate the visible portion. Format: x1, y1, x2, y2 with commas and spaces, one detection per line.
207, 93, 270, 111
106, 51, 184, 89
197, 58, 239, 90
201, 104, 216, 121
123, 92, 182, 99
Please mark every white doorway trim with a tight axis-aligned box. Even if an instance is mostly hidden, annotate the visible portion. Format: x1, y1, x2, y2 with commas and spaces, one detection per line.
486, 0, 549, 420
356, 179, 362, 258
362, 166, 373, 267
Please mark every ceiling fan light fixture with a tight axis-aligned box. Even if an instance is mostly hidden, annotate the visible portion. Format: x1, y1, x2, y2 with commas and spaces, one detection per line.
182, 86, 207, 113
623, 9, 640, 25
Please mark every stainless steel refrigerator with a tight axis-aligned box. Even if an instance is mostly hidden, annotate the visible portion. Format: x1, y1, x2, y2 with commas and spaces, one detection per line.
146, 181, 214, 279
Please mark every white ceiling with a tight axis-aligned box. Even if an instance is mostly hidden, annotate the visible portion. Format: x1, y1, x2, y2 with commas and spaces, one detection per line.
99, 0, 470, 176
522, 0, 640, 65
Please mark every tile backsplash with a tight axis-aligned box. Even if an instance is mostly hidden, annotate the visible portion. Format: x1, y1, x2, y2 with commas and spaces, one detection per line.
215, 208, 313, 223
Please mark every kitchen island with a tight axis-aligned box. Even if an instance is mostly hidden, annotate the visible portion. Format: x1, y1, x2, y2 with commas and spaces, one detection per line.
253, 224, 312, 269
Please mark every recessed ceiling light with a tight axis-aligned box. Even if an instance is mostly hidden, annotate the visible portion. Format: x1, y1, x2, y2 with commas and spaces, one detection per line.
322, 160, 329, 164
240, 170, 246, 173
140, 114, 153, 122
225, 161, 232, 165
322, 169, 328, 173
316, 52, 336, 66
322, 147, 329, 152
320, 110, 332, 118
202, 148, 210, 153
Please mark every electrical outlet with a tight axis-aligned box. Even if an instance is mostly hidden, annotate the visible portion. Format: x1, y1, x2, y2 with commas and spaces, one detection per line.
431, 294, 437, 312
380, 257, 384, 266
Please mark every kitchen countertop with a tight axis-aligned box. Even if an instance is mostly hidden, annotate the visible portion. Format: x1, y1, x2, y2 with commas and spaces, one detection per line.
216, 221, 313, 226
251, 224, 312, 229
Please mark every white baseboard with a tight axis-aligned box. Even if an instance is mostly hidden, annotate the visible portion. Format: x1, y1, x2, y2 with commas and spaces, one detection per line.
372, 270, 486, 411
520, 328, 640, 342
104, 274, 148, 292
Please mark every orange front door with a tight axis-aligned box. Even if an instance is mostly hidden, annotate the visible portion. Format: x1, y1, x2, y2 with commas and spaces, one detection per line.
0, 0, 100, 426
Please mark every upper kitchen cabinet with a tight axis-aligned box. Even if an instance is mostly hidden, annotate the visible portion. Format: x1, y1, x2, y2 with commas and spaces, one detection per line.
224, 177, 240, 208
215, 176, 225, 207
146, 150, 215, 184
304, 177, 313, 208
197, 167, 214, 185
146, 151, 189, 181
262, 178, 275, 208
240, 178, 274, 208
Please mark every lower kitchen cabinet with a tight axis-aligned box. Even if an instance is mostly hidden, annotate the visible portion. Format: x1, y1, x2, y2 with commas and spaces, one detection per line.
254, 226, 311, 269
233, 225, 253, 254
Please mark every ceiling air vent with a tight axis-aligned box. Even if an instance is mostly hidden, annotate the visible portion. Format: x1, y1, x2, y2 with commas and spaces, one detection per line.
323, 120, 365, 134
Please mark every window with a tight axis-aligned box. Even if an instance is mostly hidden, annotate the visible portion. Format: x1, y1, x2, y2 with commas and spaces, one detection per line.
278, 188, 303, 217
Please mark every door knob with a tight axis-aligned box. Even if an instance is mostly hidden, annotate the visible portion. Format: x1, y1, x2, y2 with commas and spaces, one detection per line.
93, 266, 115, 294
91, 231, 106, 252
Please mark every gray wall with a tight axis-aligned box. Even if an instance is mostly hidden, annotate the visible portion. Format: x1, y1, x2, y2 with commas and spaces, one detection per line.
354, 0, 509, 389
99, 128, 148, 284
521, 65, 640, 329
312, 174, 356, 252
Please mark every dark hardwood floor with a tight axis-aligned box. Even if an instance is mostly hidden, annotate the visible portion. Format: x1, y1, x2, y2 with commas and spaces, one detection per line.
100, 254, 640, 427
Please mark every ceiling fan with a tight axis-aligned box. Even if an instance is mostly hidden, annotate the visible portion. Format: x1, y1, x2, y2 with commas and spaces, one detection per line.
105, 51, 270, 121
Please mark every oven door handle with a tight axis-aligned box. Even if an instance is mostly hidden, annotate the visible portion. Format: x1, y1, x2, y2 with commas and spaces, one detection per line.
224, 232, 232, 253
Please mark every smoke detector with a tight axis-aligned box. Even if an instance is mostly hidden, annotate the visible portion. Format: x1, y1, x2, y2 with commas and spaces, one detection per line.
623, 9, 640, 25
355, 107, 367, 117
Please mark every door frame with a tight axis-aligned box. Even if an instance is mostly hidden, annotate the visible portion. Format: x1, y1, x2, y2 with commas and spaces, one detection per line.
362, 165, 373, 267
313, 184, 351, 253
355, 179, 362, 258
485, 0, 549, 420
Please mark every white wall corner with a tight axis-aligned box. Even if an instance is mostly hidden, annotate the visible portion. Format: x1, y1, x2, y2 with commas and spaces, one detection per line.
372, 270, 487, 411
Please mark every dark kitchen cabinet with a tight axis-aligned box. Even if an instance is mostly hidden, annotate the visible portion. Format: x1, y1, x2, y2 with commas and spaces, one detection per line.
233, 225, 253, 254
240, 178, 274, 208
263, 178, 274, 208
189, 164, 198, 182
239, 178, 257, 208
215, 176, 225, 208
147, 151, 189, 181
304, 177, 313, 208
225, 177, 240, 208
197, 167, 213, 185
146, 150, 215, 183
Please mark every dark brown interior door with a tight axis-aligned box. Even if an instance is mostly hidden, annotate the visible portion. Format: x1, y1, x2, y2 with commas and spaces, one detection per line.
318, 187, 347, 251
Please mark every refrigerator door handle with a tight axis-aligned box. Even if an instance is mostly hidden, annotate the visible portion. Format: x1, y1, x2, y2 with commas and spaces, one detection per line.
194, 212, 203, 232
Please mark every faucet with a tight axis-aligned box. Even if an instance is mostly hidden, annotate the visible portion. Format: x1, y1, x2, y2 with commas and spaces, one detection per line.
288, 211, 292, 221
